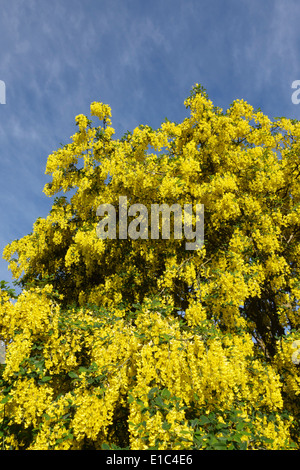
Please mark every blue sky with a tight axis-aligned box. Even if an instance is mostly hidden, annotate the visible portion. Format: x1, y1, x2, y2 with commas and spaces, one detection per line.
1, 0, 300, 289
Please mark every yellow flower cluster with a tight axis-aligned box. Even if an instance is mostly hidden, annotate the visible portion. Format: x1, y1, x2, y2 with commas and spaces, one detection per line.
0, 288, 295, 449
1, 86, 300, 449
75, 114, 89, 132
90, 101, 112, 124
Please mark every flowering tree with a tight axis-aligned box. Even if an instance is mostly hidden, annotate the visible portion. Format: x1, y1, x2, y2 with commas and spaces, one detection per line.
0, 85, 299, 449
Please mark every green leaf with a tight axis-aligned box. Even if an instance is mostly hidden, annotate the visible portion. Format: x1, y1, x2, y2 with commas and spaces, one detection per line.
213, 443, 228, 450
198, 415, 210, 425
147, 387, 159, 399
236, 421, 245, 431
68, 371, 78, 379
41, 376, 52, 382
162, 421, 172, 431
161, 388, 171, 400
1, 395, 11, 404
128, 393, 134, 404
154, 396, 165, 408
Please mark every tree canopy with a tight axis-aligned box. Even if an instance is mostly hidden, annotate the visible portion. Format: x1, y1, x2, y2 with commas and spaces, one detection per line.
0, 85, 299, 449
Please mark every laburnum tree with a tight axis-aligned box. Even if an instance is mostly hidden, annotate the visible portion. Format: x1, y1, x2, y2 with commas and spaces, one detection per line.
0, 85, 300, 450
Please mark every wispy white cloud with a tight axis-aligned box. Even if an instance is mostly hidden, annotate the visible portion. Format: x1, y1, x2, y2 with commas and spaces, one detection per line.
1, 0, 300, 285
